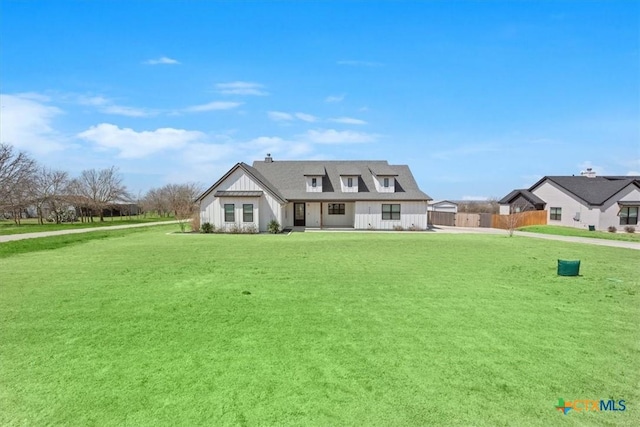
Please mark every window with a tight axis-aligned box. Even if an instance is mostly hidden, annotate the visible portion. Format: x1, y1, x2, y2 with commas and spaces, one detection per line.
550, 207, 562, 221
383, 177, 389, 188
243, 204, 253, 222
347, 177, 353, 188
311, 178, 317, 187
328, 203, 345, 215
620, 207, 638, 225
224, 204, 235, 222
382, 204, 400, 220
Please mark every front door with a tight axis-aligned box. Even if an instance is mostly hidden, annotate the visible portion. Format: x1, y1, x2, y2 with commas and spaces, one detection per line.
294, 203, 306, 226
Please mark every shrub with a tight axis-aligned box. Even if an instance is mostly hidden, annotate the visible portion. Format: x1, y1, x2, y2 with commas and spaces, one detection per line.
191, 212, 201, 233
408, 224, 423, 231
608, 226, 617, 233
393, 225, 404, 231
228, 223, 242, 234
624, 225, 636, 233
243, 224, 258, 234
201, 222, 214, 233
267, 219, 280, 234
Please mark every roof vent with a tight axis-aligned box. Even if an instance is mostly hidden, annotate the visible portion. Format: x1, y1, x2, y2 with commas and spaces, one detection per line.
265, 153, 273, 163
580, 167, 596, 178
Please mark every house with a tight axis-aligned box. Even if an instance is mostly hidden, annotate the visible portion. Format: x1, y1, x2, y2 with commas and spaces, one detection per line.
499, 169, 640, 230
196, 155, 432, 232
427, 200, 458, 213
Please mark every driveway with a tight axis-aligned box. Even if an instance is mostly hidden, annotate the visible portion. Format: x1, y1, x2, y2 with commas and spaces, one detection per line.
432, 226, 640, 250
0, 221, 178, 243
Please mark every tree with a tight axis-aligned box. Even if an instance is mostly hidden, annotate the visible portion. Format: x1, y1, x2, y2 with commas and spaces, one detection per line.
143, 183, 202, 231
164, 183, 202, 232
33, 167, 69, 224
0, 144, 37, 224
501, 200, 532, 237
73, 167, 129, 222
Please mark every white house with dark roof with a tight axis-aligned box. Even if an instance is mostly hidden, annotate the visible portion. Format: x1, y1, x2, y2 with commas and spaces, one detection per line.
196, 155, 432, 231
499, 170, 640, 230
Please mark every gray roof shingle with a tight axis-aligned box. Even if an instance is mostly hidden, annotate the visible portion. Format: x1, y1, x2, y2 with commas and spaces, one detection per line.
532, 176, 639, 206
250, 160, 431, 201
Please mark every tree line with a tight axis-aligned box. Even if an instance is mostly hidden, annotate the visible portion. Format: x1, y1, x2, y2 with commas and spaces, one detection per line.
0, 143, 201, 225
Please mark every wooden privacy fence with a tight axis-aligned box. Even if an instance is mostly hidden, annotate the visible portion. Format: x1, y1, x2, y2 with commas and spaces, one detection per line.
491, 210, 547, 229
455, 213, 480, 227
430, 211, 455, 226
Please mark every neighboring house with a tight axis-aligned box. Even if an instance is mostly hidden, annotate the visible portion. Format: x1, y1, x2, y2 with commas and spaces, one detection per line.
427, 200, 458, 213
499, 170, 640, 230
196, 155, 432, 231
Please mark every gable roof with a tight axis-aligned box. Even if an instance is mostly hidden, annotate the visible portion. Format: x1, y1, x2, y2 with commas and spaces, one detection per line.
530, 176, 640, 206
250, 160, 431, 201
498, 189, 546, 206
195, 162, 287, 203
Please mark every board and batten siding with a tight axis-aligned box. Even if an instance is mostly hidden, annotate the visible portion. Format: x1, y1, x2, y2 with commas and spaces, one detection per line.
354, 201, 427, 230
199, 168, 283, 232
322, 202, 355, 227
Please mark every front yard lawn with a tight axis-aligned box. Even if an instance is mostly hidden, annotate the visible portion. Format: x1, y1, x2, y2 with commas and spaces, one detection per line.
1, 230, 637, 425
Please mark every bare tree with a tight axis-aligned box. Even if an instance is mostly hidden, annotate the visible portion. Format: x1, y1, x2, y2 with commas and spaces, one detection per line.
33, 167, 69, 224
501, 200, 532, 237
0, 144, 37, 224
73, 167, 129, 222
141, 187, 171, 217
164, 183, 202, 232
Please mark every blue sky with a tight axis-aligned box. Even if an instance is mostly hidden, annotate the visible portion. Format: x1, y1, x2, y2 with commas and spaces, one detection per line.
1, 1, 638, 200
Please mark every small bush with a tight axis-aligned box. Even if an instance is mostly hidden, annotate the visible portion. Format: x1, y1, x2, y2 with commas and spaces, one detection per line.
624, 225, 636, 233
243, 224, 258, 234
608, 226, 617, 233
191, 212, 201, 233
228, 223, 242, 234
393, 225, 404, 231
201, 222, 214, 233
408, 224, 423, 231
267, 219, 280, 234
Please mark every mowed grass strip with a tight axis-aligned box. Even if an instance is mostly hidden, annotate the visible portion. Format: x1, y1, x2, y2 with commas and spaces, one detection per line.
520, 225, 640, 242
0, 215, 175, 236
1, 230, 638, 426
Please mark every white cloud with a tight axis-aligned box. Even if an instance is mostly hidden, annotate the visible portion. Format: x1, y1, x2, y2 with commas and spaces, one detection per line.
77, 123, 205, 158
295, 112, 318, 123
100, 105, 152, 117
77, 95, 154, 117
144, 56, 180, 65
337, 60, 384, 67
329, 117, 367, 125
0, 93, 66, 154
184, 101, 243, 112
268, 111, 294, 121
461, 195, 489, 201
303, 129, 378, 144
216, 81, 268, 96
241, 136, 313, 158
626, 171, 640, 176
325, 94, 345, 103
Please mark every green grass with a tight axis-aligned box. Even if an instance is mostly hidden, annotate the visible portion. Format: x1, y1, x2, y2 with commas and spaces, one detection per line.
0, 215, 175, 236
520, 225, 640, 242
1, 230, 638, 426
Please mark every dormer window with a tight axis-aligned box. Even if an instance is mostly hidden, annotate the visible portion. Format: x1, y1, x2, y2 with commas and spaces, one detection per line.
383, 178, 389, 188
347, 177, 353, 187
312, 178, 317, 187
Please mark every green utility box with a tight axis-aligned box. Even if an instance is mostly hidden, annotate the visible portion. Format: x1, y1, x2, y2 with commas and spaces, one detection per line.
558, 260, 581, 276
